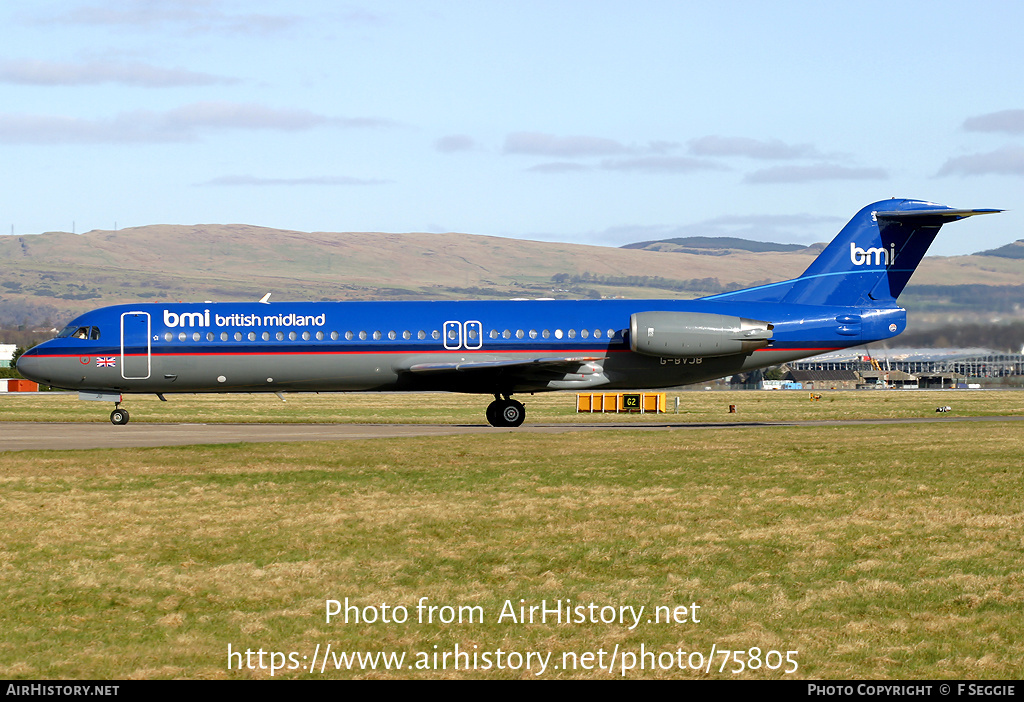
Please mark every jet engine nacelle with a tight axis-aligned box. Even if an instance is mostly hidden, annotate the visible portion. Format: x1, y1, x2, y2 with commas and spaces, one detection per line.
629, 311, 773, 358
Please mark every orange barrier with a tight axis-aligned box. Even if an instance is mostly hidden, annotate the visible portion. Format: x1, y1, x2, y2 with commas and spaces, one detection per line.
576, 392, 666, 413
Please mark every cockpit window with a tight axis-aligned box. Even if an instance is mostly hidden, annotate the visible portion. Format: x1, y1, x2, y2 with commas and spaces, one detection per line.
56, 325, 100, 340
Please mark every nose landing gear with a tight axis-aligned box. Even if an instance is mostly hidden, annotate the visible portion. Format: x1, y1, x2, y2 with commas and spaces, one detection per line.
110, 403, 130, 425
486, 395, 525, 427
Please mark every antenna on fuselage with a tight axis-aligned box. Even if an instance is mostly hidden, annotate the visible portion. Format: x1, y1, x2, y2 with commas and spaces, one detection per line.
259, 293, 272, 304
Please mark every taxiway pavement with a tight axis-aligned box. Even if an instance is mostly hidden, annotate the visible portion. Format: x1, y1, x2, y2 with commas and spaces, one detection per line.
3, 415, 1024, 452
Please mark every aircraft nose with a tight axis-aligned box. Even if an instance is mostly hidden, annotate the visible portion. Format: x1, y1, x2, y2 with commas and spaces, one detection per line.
15, 351, 45, 383
15, 347, 64, 387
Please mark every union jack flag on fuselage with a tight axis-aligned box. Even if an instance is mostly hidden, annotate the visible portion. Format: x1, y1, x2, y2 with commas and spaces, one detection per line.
96, 357, 116, 368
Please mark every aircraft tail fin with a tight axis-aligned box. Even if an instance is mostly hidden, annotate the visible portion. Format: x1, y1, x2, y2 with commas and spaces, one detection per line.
703, 199, 1001, 307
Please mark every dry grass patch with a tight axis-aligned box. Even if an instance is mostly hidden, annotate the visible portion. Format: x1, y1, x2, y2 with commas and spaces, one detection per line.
1, 422, 1022, 678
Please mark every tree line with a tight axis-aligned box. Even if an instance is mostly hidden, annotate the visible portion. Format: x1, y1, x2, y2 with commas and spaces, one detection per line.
550, 273, 763, 294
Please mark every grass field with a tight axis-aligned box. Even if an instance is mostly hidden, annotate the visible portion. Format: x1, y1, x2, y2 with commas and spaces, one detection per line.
4, 388, 1024, 425
1, 391, 1022, 679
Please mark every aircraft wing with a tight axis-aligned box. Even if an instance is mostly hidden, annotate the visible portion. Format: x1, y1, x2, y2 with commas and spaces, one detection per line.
402, 354, 610, 391
405, 355, 606, 374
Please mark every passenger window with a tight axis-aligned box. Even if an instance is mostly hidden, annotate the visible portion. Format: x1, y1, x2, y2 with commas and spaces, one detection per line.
373, 331, 382, 340
388, 330, 397, 340
418, 330, 426, 340
178, 332, 187, 342
289, 332, 297, 341
568, 329, 576, 339
234, 332, 242, 341
262, 332, 270, 341
302, 331, 310, 341
529, 329, 537, 339
432, 330, 440, 340
358, 331, 367, 340
489, 329, 499, 339
403, 330, 411, 340
276, 331, 284, 341
594, 329, 602, 338
193, 332, 201, 342
220, 332, 227, 341
248, 332, 256, 341
515, 329, 524, 339
580, 329, 589, 339
555, 329, 563, 339
318, 331, 325, 340
502, 329, 511, 339
165, 332, 174, 342
542, 329, 550, 339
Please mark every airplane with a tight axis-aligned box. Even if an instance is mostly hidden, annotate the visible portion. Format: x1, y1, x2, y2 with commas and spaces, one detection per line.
17, 198, 1000, 427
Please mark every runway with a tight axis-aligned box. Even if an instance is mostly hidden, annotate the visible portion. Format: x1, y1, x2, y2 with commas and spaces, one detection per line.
3, 415, 1024, 451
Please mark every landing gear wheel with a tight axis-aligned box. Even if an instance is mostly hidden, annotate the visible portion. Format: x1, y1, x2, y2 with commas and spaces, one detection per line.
486, 398, 525, 427
486, 400, 502, 427
110, 408, 130, 425
500, 399, 525, 427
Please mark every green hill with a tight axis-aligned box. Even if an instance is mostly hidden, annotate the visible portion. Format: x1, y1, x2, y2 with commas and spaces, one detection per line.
1, 225, 1022, 332
621, 236, 809, 254
975, 240, 1024, 259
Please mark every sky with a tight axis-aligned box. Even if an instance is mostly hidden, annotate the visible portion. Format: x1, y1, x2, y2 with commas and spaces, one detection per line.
1, 0, 1022, 256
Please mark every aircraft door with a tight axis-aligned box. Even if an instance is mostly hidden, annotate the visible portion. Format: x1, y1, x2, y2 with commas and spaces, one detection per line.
443, 320, 483, 350
120, 311, 152, 380
443, 321, 462, 350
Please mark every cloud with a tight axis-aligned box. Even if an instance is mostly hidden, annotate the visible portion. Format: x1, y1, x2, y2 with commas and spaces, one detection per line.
34, 0, 302, 34
435, 135, 478, 153
744, 163, 888, 184
162, 102, 336, 130
0, 102, 394, 144
936, 145, 1024, 177
198, 175, 391, 187
527, 162, 593, 173
699, 213, 841, 230
600, 156, 728, 174
688, 135, 822, 160
962, 110, 1024, 135
504, 132, 630, 158
0, 113, 183, 144
525, 156, 724, 175
0, 59, 236, 87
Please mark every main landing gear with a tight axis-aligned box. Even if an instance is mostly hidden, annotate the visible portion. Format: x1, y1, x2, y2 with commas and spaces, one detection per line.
486, 395, 525, 427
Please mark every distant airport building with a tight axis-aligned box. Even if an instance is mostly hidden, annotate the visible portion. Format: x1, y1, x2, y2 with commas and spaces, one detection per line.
788, 348, 1024, 376
779, 347, 1024, 388
733, 348, 1024, 390
0, 344, 16, 369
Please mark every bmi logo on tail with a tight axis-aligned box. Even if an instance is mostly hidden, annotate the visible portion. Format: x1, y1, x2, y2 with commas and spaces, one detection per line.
849, 242, 897, 266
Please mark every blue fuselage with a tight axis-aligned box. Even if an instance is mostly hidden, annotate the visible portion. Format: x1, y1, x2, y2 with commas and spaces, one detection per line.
18, 297, 904, 395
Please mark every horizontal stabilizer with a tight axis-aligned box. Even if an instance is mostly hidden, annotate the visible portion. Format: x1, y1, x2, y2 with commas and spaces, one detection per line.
874, 208, 1002, 223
